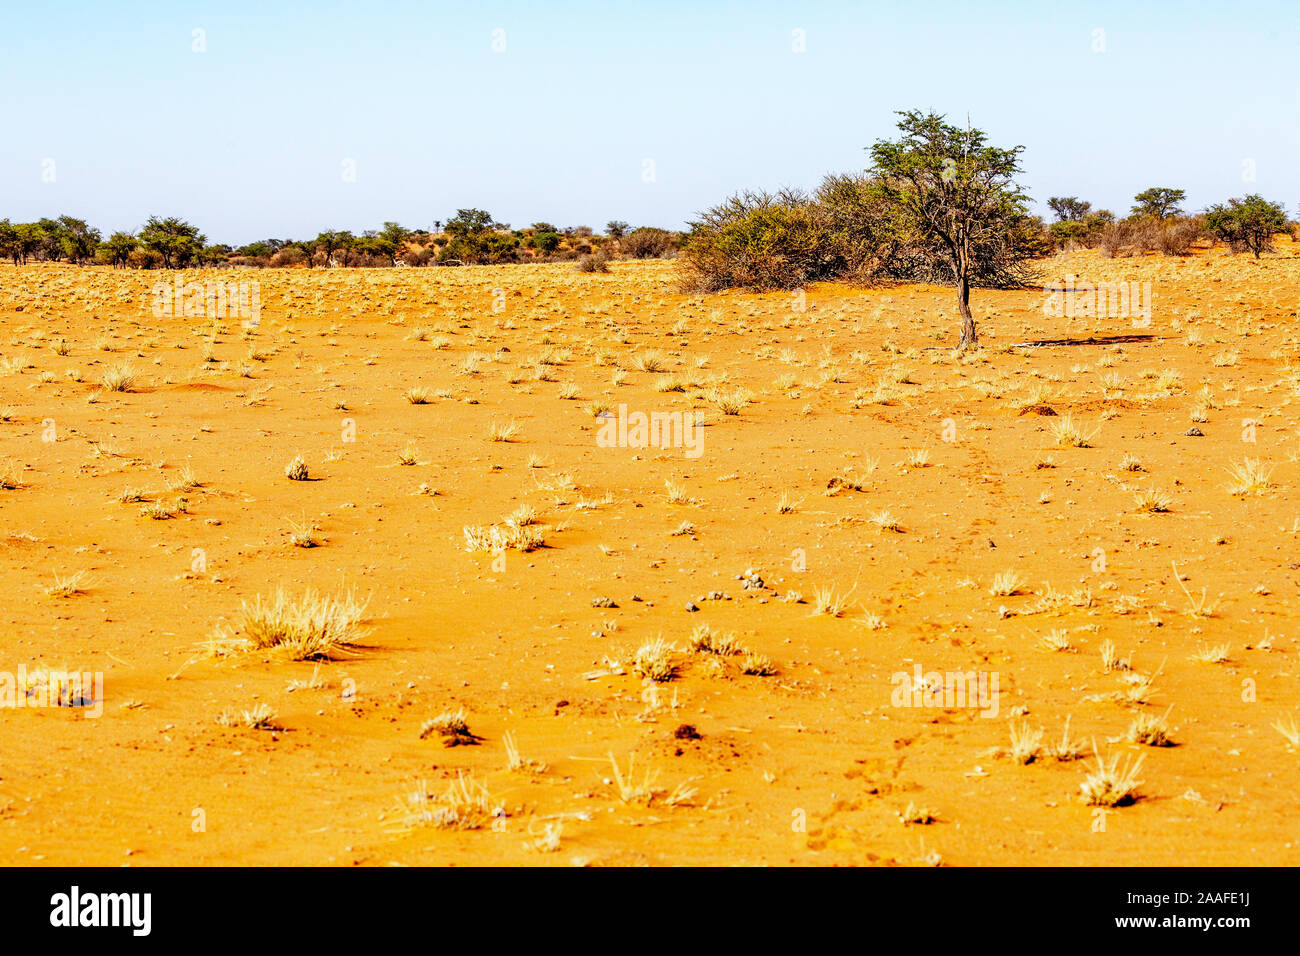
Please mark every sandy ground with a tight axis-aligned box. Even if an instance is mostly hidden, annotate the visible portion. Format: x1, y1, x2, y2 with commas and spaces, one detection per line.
1, 245, 1298, 866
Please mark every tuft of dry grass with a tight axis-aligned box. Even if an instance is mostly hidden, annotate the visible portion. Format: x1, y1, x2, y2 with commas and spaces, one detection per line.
1128, 707, 1175, 747
100, 362, 136, 392
1007, 720, 1043, 764
1079, 746, 1145, 807
233, 587, 368, 660
811, 584, 852, 617
1133, 488, 1172, 513
1226, 458, 1273, 496
1274, 714, 1300, 748
463, 523, 545, 553
687, 624, 744, 656
45, 570, 90, 598
989, 570, 1028, 597
1049, 415, 1098, 448
633, 638, 677, 682
390, 773, 504, 831
217, 702, 282, 730
420, 708, 480, 746
606, 752, 696, 808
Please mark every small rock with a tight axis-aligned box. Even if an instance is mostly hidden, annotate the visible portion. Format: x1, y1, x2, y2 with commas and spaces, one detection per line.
1185, 427, 1204, 436
685, 602, 699, 612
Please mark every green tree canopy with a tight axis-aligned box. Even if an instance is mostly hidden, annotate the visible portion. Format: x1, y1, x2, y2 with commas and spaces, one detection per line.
1205, 195, 1288, 258
138, 216, 206, 268
1131, 187, 1185, 220
867, 110, 1036, 349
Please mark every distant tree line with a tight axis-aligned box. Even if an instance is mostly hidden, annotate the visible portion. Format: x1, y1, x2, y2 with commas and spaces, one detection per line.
1042, 188, 1291, 259
0, 211, 684, 270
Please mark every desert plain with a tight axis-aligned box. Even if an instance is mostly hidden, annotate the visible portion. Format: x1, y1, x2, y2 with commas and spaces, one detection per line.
1, 245, 1298, 866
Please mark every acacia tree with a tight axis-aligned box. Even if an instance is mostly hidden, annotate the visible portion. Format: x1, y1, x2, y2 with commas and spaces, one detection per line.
57, 215, 101, 264
1047, 196, 1091, 222
97, 231, 138, 268
1131, 187, 1185, 220
1205, 195, 1288, 258
868, 110, 1035, 349
138, 216, 205, 268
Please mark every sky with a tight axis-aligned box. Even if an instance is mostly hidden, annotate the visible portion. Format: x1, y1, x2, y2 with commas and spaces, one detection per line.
3, 0, 1296, 246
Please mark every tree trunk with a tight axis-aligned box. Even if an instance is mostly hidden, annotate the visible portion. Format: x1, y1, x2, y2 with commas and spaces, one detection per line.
957, 273, 977, 349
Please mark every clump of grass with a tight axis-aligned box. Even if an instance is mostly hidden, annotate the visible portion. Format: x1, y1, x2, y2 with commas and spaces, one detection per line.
396, 442, 419, 466
391, 774, 504, 831
1226, 458, 1273, 496
286, 517, 320, 548
284, 456, 310, 481
217, 702, 282, 730
234, 587, 368, 660
504, 504, 537, 528
1133, 488, 1172, 513
463, 523, 545, 553
1007, 720, 1043, 765
420, 708, 480, 746
989, 570, 1027, 597
503, 731, 547, 773
869, 510, 902, 533
1189, 642, 1230, 664
1039, 629, 1074, 652
1049, 415, 1097, 448
1128, 707, 1175, 747
664, 480, 689, 504
633, 638, 677, 682
1119, 453, 1145, 472
606, 753, 696, 808
1043, 716, 1085, 761
688, 624, 744, 656
775, 490, 801, 514
487, 420, 520, 442
404, 386, 431, 404
741, 652, 777, 676
1120, 670, 1159, 705
0, 461, 23, 490
100, 362, 136, 392
45, 570, 89, 598
1079, 746, 1144, 807
811, 584, 853, 617
139, 501, 177, 520
1099, 639, 1130, 673
1273, 714, 1300, 748
897, 802, 936, 826
712, 387, 753, 415
631, 351, 666, 373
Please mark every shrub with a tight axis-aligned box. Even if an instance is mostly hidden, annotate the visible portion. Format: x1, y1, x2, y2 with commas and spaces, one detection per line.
126, 247, 164, 269
1205, 195, 1289, 258
576, 248, 611, 273
678, 189, 839, 292
1099, 215, 1205, 257
620, 227, 678, 259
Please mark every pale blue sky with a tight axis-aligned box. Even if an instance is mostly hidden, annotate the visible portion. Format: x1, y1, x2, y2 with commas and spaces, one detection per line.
3, 1, 1295, 244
